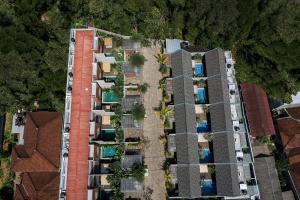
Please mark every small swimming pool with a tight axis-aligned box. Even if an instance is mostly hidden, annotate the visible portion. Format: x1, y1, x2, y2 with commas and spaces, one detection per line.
201, 179, 217, 195
197, 122, 209, 133
103, 91, 119, 103
200, 149, 213, 163
101, 129, 116, 141
197, 88, 206, 103
194, 63, 204, 77
101, 146, 117, 158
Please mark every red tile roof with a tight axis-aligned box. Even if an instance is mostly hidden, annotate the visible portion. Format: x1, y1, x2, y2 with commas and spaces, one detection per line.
66, 30, 94, 200
277, 106, 300, 195
10, 111, 62, 200
241, 83, 275, 137
14, 172, 60, 200
11, 111, 62, 172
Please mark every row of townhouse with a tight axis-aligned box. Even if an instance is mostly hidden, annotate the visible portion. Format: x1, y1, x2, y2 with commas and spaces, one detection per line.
59, 28, 146, 200
163, 40, 261, 199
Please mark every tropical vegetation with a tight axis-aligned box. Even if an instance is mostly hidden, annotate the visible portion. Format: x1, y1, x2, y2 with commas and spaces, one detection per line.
131, 103, 145, 121
0, 0, 299, 115
128, 52, 146, 67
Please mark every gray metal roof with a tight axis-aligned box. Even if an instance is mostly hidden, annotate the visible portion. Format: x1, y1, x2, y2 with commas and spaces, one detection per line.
215, 164, 240, 197
175, 133, 199, 164
255, 156, 283, 200
177, 165, 201, 198
213, 132, 237, 163
165, 39, 183, 54
122, 95, 141, 112
121, 155, 143, 169
204, 48, 227, 77
121, 115, 143, 129
120, 177, 143, 192
171, 49, 193, 77
207, 74, 230, 104
209, 103, 233, 133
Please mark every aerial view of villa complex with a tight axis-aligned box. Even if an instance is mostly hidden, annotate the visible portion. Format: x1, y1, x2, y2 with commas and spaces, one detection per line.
0, 1, 299, 200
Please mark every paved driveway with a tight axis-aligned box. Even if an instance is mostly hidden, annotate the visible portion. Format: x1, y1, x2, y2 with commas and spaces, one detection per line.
141, 45, 167, 200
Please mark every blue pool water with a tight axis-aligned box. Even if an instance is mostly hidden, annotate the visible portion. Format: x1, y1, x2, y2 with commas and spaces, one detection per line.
197, 122, 209, 132
200, 149, 213, 163
101, 129, 116, 141
197, 88, 206, 103
201, 180, 217, 195
195, 63, 204, 76
102, 146, 117, 158
103, 91, 119, 103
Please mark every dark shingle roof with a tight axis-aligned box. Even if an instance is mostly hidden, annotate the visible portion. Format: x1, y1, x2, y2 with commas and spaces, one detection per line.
213, 132, 237, 163
177, 165, 201, 198
209, 103, 233, 133
255, 157, 283, 200
120, 177, 143, 192
207, 74, 230, 104
204, 48, 227, 77
121, 155, 142, 169
121, 115, 143, 129
173, 76, 195, 105
175, 133, 199, 164
215, 164, 240, 196
171, 49, 193, 77
171, 49, 201, 198
122, 95, 141, 112
174, 104, 197, 133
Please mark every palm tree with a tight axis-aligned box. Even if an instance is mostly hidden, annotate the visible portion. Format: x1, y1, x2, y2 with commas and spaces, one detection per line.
154, 53, 168, 65
159, 102, 172, 125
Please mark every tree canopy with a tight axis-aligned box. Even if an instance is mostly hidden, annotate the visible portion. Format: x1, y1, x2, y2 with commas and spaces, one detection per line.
0, 0, 299, 114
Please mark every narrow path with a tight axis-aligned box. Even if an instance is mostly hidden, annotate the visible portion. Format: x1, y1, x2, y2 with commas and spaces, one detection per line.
142, 45, 167, 200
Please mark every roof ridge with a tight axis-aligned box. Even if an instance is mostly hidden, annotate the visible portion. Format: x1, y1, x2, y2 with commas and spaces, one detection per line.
38, 173, 59, 191
35, 151, 58, 171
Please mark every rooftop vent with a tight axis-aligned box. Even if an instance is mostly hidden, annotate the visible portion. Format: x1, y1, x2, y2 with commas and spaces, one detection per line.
68, 72, 73, 77
67, 86, 72, 92
63, 153, 68, 157
230, 90, 235, 95
234, 126, 240, 131
71, 38, 75, 43
227, 64, 232, 68
65, 127, 70, 132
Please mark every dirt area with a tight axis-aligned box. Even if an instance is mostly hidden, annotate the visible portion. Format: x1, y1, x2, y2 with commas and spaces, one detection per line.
141, 45, 167, 200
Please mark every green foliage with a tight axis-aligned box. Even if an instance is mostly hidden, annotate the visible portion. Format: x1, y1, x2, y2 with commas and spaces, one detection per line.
131, 104, 145, 121
130, 163, 146, 182
139, 83, 150, 94
159, 64, 168, 75
0, 0, 298, 115
128, 53, 146, 67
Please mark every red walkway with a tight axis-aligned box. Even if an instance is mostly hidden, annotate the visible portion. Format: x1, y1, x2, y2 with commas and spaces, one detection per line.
66, 30, 94, 200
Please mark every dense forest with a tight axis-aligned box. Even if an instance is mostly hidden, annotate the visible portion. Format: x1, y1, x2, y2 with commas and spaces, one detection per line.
0, 0, 299, 114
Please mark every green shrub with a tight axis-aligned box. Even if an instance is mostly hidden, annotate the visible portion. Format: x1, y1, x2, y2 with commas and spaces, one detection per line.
129, 53, 146, 67
131, 104, 145, 121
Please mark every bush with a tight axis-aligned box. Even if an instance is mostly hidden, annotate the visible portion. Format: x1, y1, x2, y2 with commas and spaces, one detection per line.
132, 104, 145, 121
129, 53, 146, 67
139, 83, 149, 94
